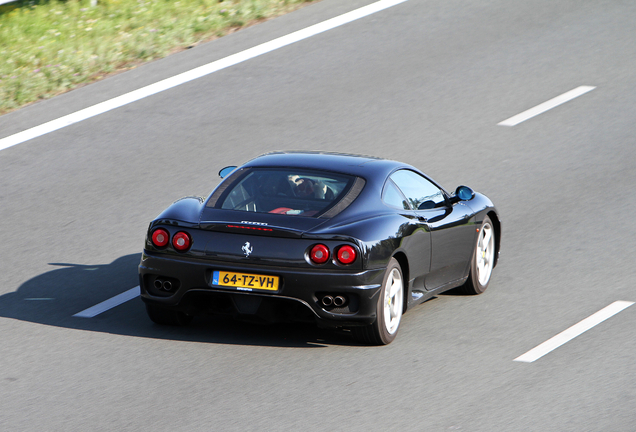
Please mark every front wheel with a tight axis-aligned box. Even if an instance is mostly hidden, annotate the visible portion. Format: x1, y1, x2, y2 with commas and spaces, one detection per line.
353, 258, 404, 345
459, 216, 495, 295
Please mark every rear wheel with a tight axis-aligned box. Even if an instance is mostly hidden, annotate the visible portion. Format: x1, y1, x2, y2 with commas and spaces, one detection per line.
145, 303, 193, 326
353, 258, 404, 345
459, 216, 495, 295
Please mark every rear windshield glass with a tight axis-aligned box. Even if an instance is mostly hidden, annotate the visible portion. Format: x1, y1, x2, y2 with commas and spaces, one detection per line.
211, 168, 355, 217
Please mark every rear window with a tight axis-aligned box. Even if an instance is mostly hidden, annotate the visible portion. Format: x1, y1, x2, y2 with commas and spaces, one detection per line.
209, 168, 355, 217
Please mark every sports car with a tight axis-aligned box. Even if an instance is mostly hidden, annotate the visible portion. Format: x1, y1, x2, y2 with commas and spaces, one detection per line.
139, 151, 500, 344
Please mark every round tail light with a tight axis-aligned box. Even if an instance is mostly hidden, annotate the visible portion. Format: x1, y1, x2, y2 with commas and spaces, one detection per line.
151, 228, 170, 248
310, 244, 330, 264
337, 245, 357, 265
172, 231, 191, 252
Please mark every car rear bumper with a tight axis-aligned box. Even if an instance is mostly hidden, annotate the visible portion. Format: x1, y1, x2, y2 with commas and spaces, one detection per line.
138, 251, 385, 328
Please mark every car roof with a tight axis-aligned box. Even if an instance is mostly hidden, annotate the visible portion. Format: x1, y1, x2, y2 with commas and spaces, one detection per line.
242, 151, 408, 179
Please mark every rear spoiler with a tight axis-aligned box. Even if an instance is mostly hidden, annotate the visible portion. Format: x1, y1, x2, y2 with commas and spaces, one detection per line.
199, 222, 303, 238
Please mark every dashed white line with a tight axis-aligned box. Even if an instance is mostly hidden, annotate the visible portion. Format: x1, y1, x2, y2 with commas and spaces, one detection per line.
73, 286, 140, 318
0, 0, 408, 152
514, 300, 634, 363
498, 85, 596, 126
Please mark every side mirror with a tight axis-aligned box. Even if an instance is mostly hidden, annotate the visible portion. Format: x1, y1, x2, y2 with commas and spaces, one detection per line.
219, 166, 237, 179
449, 185, 474, 204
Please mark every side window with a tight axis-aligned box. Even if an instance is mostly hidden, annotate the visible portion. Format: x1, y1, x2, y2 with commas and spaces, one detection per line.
382, 179, 410, 210
390, 170, 445, 210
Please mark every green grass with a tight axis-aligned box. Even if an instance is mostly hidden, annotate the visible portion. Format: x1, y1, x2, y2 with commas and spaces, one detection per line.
0, 0, 314, 114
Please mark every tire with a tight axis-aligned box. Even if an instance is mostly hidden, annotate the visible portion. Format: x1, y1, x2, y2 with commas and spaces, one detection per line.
145, 303, 193, 326
354, 258, 404, 345
459, 216, 495, 295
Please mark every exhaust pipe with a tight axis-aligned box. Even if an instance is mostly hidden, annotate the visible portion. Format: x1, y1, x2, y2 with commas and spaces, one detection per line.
154, 279, 163, 290
321, 295, 334, 307
333, 295, 347, 307
162, 280, 173, 291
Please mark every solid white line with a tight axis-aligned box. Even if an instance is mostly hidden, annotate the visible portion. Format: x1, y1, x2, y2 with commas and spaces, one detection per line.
498, 85, 596, 126
73, 286, 140, 318
514, 300, 634, 363
0, 0, 408, 152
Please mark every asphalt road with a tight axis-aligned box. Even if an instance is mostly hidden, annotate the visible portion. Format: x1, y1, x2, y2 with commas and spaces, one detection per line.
1, 0, 635, 430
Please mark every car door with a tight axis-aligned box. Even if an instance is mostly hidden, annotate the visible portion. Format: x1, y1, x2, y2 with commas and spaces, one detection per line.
390, 170, 476, 291
381, 177, 431, 298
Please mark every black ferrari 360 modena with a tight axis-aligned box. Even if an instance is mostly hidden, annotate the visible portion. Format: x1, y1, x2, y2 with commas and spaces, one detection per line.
139, 151, 500, 344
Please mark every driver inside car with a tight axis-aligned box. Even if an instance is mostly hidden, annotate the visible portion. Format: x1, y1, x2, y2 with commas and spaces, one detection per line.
290, 176, 334, 199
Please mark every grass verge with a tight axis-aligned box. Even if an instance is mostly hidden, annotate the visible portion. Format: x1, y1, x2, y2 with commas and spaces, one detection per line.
0, 0, 314, 115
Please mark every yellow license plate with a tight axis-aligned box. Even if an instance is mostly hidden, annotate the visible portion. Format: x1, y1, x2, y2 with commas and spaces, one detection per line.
212, 270, 279, 291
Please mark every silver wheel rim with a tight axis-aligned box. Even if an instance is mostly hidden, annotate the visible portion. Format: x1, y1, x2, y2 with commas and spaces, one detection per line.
383, 268, 403, 335
476, 222, 495, 286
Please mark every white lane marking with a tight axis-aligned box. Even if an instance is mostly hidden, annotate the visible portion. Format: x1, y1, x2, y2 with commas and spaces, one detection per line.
514, 300, 634, 363
73, 286, 140, 318
498, 85, 596, 126
0, 0, 408, 152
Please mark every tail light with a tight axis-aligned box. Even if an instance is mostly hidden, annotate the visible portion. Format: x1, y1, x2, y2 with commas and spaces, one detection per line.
172, 231, 191, 252
151, 228, 170, 248
336, 245, 357, 265
310, 244, 330, 264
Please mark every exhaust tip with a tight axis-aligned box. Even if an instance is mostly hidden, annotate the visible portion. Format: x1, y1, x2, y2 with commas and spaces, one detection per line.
321, 295, 334, 307
154, 279, 163, 290
162, 280, 173, 291
333, 295, 347, 307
